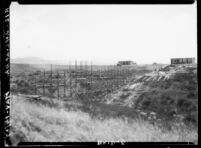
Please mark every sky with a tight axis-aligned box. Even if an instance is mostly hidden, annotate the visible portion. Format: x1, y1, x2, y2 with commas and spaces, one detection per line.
10, 2, 197, 65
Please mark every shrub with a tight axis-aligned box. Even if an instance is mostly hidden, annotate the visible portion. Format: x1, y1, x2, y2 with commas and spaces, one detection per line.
142, 100, 151, 107
177, 99, 185, 108
184, 112, 198, 125
120, 93, 131, 99
187, 93, 195, 99
122, 88, 130, 92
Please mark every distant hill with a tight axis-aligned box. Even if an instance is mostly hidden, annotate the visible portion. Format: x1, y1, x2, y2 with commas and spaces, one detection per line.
11, 57, 52, 65
10, 63, 39, 74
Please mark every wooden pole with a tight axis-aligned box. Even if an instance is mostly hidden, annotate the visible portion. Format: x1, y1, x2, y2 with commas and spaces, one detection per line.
119, 65, 121, 86
69, 62, 72, 98
35, 75, 37, 95
85, 61, 87, 74
75, 60, 77, 96
57, 70, 59, 99
75, 60, 77, 83
43, 70, 45, 96
114, 65, 116, 90
126, 68, 129, 83
84, 61, 87, 95
80, 61, 82, 71
116, 65, 118, 88
64, 70, 66, 97
50, 64, 52, 97
105, 66, 108, 95
90, 61, 93, 90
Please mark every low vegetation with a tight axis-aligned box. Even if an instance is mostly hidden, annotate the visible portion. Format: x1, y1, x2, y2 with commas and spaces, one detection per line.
9, 64, 198, 144
10, 95, 197, 143
134, 69, 198, 127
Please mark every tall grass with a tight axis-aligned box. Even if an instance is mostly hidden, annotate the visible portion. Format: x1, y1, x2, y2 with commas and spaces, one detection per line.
10, 95, 197, 143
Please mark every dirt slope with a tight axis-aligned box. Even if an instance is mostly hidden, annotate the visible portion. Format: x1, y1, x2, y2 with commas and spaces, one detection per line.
103, 64, 198, 126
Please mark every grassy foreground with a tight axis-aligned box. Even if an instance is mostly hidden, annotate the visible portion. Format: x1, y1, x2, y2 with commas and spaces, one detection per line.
10, 95, 197, 143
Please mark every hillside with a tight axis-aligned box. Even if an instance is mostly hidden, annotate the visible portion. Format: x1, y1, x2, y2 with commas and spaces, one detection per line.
8, 64, 198, 145
9, 94, 197, 145
104, 64, 198, 127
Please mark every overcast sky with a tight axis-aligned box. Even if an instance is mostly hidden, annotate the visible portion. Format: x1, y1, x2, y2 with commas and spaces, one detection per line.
10, 2, 197, 65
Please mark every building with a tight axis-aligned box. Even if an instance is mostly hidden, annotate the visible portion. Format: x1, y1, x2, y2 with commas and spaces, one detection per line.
117, 61, 136, 66
171, 58, 195, 65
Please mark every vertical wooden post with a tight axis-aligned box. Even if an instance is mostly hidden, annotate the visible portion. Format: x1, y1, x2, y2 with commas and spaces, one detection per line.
84, 61, 86, 95
90, 61, 92, 90
80, 61, 82, 71
105, 66, 108, 95
64, 70, 66, 98
108, 65, 110, 92
50, 64, 52, 97
43, 70, 45, 96
75, 60, 77, 96
75, 60, 77, 82
85, 61, 87, 97
114, 65, 116, 90
119, 65, 121, 86
120, 67, 122, 86
108, 66, 110, 92
69, 62, 72, 98
85, 61, 87, 74
116, 66, 119, 88
126, 68, 128, 83
57, 70, 59, 99
121, 66, 123, 86
99, 67, 101, 79
116, 65, 118, 88
79, 61, 82, 94
98, 67, 100, 91
35, 74, 37, 95
123, 68, 125, 84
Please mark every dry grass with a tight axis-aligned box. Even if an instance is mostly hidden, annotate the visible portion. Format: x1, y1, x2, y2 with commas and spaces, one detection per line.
10, 95, 197, 143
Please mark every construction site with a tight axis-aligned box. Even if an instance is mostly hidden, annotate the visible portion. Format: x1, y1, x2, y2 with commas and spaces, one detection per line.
8, 60, 198, 144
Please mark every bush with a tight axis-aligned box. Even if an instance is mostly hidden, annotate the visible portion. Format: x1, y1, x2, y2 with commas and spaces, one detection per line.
120, 93, 131, 99
184, 112, 198, 125
177, 99, 185, 108
142, 100, 151, 107
187, 93, 195, 99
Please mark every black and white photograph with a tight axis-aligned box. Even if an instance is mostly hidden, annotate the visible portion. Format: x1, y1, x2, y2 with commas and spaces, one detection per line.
7, 1, 197, 145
